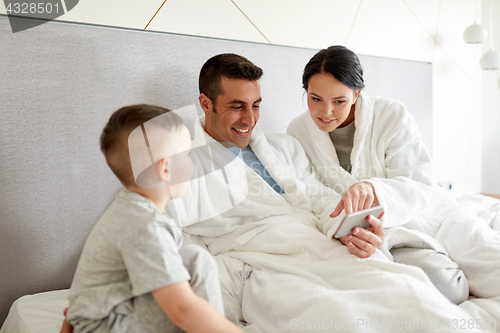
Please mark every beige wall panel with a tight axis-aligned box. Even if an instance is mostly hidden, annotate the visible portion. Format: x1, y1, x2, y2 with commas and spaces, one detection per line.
346, 0, 435, 62
481, 0, 500, 195
146, 0, 268, 44
404, 0, 441, 38
437, 0, 482, 83
1, 0, 165, 29
231, 0, 360, 49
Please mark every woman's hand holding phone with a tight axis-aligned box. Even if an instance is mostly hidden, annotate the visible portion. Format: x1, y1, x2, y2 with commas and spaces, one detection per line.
337, 212, 384, 258
338, 213, 383, 258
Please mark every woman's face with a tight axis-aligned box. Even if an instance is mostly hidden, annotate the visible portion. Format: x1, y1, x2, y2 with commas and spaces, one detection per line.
307, 73, 360, 132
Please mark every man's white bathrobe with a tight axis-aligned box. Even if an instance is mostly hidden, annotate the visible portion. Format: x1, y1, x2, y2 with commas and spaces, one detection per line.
287, 91, 500, 300
165, 117, 476, 332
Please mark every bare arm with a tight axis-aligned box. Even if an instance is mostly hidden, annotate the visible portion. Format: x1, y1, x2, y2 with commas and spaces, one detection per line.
152, 281, 245, 333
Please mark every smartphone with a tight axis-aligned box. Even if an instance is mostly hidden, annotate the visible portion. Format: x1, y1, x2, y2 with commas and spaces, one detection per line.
333, 206, 384, 239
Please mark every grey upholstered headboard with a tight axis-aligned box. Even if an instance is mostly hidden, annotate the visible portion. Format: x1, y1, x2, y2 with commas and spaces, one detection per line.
0, 14, 431, 325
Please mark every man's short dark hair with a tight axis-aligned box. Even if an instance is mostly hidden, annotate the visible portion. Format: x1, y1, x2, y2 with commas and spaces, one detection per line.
100, 104, 183, 187
199, 53, 263, 104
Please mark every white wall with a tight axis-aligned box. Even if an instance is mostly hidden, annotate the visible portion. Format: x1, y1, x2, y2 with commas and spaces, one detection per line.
482, 0, 500, 195
2, 0, 494, 196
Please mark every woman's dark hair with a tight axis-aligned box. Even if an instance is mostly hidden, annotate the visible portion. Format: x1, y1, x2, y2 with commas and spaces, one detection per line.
302, 45, 365, 92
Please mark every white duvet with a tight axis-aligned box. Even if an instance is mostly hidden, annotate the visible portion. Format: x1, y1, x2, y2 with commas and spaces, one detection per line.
163, 117, 484, 332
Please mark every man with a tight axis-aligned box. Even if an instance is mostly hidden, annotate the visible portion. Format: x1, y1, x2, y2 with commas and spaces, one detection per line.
165, 54, 474, 332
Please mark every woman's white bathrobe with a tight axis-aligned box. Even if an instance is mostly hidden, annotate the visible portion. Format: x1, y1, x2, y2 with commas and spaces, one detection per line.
164, 117, 477, 332
287, 91, 500, 299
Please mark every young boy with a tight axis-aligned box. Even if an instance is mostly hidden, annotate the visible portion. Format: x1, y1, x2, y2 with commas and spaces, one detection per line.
64, 104, 244, 333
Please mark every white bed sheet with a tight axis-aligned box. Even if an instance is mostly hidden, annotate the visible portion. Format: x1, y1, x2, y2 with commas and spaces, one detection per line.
2, 289, 500, 333
0, 289, 264, 333
0, 290, 68, 333
457, 194, 500, 232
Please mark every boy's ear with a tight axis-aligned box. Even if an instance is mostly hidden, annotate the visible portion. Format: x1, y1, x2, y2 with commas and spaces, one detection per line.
199, 93, 212, 114
158, 158, 171, 183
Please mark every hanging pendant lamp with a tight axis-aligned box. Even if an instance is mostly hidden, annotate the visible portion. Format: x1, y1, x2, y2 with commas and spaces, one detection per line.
463, 22, 487, 43
480, 0, 499, 70
480, 48, 500, 69
464, 0, 487, 43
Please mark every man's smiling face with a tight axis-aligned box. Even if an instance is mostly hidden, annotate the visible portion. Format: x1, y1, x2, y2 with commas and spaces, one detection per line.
201, 76, 261, 148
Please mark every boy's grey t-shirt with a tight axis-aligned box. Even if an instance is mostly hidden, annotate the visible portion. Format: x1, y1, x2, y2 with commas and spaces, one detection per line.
67, 189, 190, 321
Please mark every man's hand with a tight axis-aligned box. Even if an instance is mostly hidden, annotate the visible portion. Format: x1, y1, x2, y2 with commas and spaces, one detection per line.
331, 182, 379, 217
337, 214, 383, 258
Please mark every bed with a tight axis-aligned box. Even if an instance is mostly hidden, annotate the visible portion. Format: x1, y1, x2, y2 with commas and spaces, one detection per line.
1, 14, 500, 333
2, 197, 500, 333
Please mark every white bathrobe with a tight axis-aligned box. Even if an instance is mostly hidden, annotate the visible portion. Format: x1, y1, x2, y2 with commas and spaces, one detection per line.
288, 91, 434, 229
287, 91, 500, 299
165, 116, 477, 333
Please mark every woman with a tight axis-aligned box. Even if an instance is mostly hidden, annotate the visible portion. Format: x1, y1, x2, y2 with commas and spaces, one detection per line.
287, 45, 469, 304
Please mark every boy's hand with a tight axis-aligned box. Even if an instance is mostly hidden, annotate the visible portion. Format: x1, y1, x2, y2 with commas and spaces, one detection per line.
59, 308, 73, 333
337, 214, 383, 258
